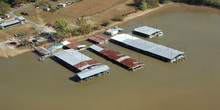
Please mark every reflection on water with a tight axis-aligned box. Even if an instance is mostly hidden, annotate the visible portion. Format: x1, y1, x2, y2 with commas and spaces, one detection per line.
0, 4, 220, 110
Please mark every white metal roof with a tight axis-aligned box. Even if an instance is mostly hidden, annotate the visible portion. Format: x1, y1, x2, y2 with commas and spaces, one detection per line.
134, 26, 161, 35
62, 41, 70, 45
105, 27, 123, 35
16, 16, 25, 21
116, 56, 131, 62
54, 49, 92, 70
111, 34, 184, 60
0, 20, 20, 27
77, 65, 110, 79
89, 45, 104, 52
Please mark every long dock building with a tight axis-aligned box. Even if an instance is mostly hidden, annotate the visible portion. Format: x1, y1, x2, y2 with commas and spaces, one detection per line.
110, 34, 185, 63
89, 44, 144, 71
54, 49, 100, 72
54, 49, 110, 81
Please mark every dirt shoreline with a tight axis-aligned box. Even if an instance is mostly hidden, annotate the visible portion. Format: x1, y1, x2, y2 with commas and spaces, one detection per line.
66, 3, 173, 40
0, 3, 172, 59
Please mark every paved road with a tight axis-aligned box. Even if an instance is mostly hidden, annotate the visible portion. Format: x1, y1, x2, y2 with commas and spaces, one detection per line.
9, 4, 44, 33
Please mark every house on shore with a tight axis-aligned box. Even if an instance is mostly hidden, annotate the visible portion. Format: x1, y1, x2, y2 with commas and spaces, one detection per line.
0, 16, 25, 29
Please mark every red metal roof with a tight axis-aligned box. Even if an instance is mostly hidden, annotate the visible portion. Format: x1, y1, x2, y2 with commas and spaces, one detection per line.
65, 40, 85, 49
95, 44, 144, 69
88, 35, 108, 44
73, 60, 100, 69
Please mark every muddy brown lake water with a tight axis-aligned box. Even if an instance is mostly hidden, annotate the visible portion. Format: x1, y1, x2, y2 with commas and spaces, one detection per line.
0, 4, 220, 110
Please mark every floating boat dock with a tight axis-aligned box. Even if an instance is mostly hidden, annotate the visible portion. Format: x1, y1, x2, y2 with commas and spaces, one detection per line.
87, 35, 108, 44
75, 65, 110, 81
89, 44, 144, 71
53, 49, 100, 73
105, 26, 123, 36
34, 46, 51, 61
110, 34, 185, 63
53, 49, 110, 82
35, 47, 50, 56
133, 26, 163, 38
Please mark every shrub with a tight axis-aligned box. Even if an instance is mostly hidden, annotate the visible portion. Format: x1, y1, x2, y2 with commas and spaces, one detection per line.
140, 1, 148, 10
112, 15, 124, 21
101, 20, 111, 26
50, 8, 57, 13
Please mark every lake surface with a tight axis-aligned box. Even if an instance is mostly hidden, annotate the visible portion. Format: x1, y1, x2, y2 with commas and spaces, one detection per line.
0, 4, 220, 110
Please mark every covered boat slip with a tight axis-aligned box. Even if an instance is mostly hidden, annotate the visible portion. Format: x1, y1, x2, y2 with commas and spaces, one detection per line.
110, 34, 185, 63
63, 40, 86, 50
133, 26, 163, 38
76, 65, 110, 81
87, 35, 109, 44
53, 49, 100, 72
89, 44, 144, 71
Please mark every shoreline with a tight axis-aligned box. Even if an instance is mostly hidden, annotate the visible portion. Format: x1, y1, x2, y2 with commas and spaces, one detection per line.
1, 2, 216, 59
1, 3, 172, 59
65, 3, 173, 41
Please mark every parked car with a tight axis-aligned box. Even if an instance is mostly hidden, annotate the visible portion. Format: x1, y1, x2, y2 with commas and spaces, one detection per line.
45, 23, 51, 26
43, 8, 50, 11
66, 1, 73, 5
10, 42, 17, 45
58, 3, 66, 8
32, 39, 39, 42
21, 12, 29, 16
45, 23, 53, 27
56, 6, 61, 9
9, 38, 16, 41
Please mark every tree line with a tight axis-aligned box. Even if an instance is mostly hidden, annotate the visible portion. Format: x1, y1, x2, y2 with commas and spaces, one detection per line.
133, 0, 159, 10
134, 0, 220, 10
53, 17, 100, 42
171, 0, 220, 8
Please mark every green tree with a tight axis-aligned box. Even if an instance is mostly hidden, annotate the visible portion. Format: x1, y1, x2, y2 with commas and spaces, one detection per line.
76, 17, 91, 36
140, 1, 148, 10
12, 0, 23, 6
133, 0, 159, 9
0, 2, 11, 15
54, 18, 72, 42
